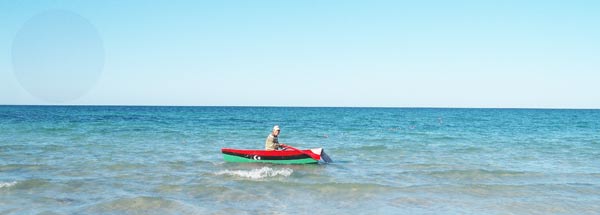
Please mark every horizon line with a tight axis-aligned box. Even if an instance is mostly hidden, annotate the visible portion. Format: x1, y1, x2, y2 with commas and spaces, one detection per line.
1, 104, 599, 110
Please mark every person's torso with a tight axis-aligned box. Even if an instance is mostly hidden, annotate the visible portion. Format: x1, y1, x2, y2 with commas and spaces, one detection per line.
268, 134, 279, 143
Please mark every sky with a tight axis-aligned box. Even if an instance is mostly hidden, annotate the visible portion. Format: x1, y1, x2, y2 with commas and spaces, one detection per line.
0, 0, 599, 108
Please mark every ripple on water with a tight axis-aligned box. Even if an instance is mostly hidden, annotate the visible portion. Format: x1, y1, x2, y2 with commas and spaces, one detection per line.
424, 169, 541, 181
82, 196, 207, 215
9, 179, 51, 190
0, 164, 52, 172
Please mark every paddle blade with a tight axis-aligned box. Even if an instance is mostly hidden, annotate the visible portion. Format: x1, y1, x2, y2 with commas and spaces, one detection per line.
320, 150, 333, 163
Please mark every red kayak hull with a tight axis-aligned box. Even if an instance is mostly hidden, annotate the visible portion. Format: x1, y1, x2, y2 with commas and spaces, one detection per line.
221, 148, 327, 164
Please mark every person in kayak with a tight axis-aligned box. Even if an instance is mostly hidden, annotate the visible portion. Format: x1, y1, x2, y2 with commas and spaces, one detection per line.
265, 125, 285, 150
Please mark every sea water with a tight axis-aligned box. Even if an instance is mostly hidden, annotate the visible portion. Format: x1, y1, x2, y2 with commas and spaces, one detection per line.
1, 106, 599, 214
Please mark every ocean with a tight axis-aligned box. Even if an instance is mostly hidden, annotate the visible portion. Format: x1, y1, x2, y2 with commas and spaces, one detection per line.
1, 106, 599, 214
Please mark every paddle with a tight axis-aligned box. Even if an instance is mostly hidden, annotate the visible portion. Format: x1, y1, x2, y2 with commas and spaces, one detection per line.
280, 144, 320, 160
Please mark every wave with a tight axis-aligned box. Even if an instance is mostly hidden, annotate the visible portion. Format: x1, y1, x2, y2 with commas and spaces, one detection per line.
215, 167, 293, 179
0, 181, 17, 188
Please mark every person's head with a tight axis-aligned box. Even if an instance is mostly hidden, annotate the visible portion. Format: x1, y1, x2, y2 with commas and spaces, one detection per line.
272, 125, 281, 136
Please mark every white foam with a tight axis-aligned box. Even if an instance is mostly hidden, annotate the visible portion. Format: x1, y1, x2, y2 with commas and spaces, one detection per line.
216, 167, 293, 179
0, 181, 17, 188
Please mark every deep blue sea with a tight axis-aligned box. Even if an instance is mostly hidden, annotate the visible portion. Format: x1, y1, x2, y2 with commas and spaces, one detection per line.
1, 106, 599, 214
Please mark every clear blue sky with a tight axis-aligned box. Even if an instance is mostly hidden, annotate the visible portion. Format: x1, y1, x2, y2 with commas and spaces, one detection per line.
1, 0, 599, 108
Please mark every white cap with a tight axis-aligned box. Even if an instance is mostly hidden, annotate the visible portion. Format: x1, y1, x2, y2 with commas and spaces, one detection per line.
273, 125, 280, 131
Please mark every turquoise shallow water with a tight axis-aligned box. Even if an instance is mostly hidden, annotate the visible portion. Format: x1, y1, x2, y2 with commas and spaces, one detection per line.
1, 106, 600, 214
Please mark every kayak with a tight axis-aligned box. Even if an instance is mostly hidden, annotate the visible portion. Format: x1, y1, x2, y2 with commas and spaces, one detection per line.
221, 147, 332, 164
221, 148, 332, 164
